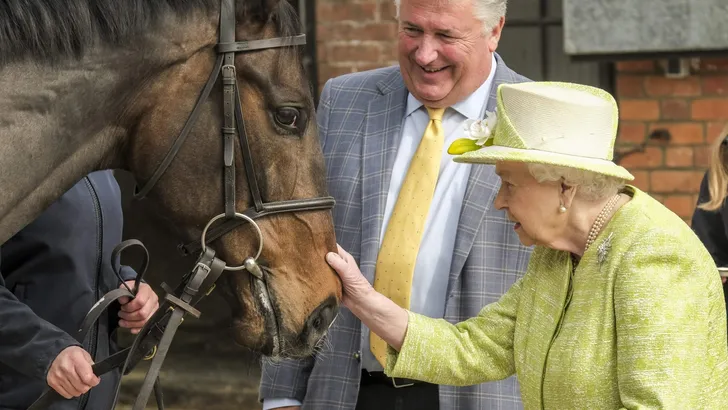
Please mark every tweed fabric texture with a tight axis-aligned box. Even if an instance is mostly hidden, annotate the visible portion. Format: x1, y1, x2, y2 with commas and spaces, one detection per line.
259, 55, 534, 410
387, 186, 728, 409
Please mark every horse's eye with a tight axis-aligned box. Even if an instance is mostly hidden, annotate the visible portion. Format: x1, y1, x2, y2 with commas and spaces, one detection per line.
274, 107, 301, 131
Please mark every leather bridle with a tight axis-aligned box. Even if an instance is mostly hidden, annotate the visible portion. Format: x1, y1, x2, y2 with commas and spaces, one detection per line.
27, 0, 334, 408
135, 0, 335, 266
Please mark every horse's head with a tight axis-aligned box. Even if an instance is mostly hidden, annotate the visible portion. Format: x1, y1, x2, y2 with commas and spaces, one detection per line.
127, 0, 340, 357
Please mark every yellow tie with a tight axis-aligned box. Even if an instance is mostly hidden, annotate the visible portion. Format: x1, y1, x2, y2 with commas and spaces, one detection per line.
370, 106, 445, 366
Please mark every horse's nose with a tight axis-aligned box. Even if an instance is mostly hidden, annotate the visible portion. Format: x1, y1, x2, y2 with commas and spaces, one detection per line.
304, 295, 338, 340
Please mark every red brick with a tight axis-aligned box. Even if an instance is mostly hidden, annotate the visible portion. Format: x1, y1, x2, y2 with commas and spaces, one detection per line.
380, 1, 398, 21
619, 100, 660, 121
316, 42, 327, 62
617, 122, 647, 144
328, 43, 381, 62
648, 123, 704, 145
663, 195, 697, 218
616, 76, 645, 98
692, 99, 728, 120
660, 99, 690, 120
629, 170, 650, 191
694, 145, 711, 167
618, 146, 663, 169
382, 42, 399, 63
702, 76, 728, 96
317, 2, 376, 22
317, 64, 354, 84
700, 59, 728, 72
644, 76, 701, 97
665, 147, 694, 167
318, 22, 398, 42
707, 121, 728, 142
354, 62, 392, 72
650, 170, 704, 193
616, 60, 656, 73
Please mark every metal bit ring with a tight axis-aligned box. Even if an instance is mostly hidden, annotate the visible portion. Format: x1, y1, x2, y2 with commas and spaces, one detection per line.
200, 213, 263, 271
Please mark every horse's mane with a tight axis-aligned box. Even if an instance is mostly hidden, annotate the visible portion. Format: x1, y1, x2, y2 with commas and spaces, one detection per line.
0, 0, 302, 66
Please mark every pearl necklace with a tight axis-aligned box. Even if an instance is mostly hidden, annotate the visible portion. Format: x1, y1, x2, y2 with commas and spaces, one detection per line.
571, 193, 621, 274
585, 193, 621, 252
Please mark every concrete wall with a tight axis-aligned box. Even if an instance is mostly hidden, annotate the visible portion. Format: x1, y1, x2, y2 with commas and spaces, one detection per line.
564, 0, 728, 56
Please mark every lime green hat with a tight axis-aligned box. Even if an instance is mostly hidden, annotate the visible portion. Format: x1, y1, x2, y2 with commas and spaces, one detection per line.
448, 81, 634, 181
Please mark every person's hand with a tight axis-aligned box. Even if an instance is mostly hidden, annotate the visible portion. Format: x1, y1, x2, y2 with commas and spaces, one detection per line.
118, 281, 159, 334
47, 346, 100, 399
326, 244, 374, 309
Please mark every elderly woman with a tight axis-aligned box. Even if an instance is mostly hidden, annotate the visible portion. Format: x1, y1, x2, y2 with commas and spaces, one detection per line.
325, 82, 728, 409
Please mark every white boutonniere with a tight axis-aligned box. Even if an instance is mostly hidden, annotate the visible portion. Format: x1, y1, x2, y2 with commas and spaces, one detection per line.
463, 110, 497, 146
447, 110, 498, 155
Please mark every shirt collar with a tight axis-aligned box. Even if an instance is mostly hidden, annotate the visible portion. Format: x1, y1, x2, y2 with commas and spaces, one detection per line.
405, 54, 497, 119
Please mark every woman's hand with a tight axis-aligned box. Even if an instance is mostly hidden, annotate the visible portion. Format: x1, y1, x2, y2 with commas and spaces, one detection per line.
326, 244, 409, 351
326, 244, 374, 309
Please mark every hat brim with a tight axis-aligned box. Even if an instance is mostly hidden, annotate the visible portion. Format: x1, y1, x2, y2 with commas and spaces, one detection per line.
453, 146, 635, 181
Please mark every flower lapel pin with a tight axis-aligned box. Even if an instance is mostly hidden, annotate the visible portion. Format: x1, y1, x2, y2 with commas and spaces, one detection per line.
447, 110, 498, 155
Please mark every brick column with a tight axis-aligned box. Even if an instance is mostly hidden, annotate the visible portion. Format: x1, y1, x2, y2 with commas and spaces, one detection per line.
316, 0, 399, 94
615, 58, 728, 224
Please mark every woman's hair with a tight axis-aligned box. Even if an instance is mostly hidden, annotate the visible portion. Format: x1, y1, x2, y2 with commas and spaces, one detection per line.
527, 163, 627, 201
697, 123, 728, 211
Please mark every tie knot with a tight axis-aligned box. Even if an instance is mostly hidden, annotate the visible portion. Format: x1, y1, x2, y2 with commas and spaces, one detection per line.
426, 106, 445, 121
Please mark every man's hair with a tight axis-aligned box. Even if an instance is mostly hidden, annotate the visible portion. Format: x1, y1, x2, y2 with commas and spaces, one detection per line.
393, 0, 507, 35
527, 163, 627, 202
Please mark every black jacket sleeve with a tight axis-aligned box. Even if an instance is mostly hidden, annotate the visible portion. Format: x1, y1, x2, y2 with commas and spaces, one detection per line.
0, 268, 80, 381
691, 171, 728, 267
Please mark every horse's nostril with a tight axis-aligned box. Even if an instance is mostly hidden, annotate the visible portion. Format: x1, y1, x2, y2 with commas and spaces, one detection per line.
305, 295, 338, 337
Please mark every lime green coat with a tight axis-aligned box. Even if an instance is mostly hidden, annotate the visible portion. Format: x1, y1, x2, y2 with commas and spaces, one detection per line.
386, 186, 728, 409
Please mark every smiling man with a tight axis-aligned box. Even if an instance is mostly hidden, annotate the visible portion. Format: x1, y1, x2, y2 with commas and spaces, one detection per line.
259, 0, 532, 409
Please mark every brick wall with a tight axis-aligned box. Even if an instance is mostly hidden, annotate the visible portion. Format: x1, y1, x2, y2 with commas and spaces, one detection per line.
313, 2, 728, 224
315, 0, 398, 93
615, 58, 728, 223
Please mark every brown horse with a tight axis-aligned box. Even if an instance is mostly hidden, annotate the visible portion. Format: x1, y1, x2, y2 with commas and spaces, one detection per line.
0, 0, 340, 358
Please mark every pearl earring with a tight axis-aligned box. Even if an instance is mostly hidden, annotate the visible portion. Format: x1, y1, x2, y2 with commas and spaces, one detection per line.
558, 204, 567, 213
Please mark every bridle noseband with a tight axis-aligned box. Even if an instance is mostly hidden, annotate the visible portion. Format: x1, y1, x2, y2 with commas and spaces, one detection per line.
27, 1, 335, 409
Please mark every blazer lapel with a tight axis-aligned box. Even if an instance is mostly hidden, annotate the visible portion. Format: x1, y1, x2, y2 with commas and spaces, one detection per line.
447, 54, 523, 295
359, 72, 408, 284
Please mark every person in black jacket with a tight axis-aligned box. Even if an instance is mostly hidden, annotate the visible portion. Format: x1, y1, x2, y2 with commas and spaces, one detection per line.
0, 170, 159, 410
692, 123, 728, 325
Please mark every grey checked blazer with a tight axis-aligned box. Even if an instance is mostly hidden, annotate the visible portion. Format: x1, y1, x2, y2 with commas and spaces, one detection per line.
260, 54, 533, 410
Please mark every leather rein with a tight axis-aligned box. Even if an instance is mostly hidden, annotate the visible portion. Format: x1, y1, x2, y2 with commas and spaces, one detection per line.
27, 0, 334, 408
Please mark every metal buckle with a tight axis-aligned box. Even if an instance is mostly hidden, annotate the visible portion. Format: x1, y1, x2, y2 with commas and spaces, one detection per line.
391, 377, 414, 388
143, 345, 157, 361
221, 64, 236, 83
194, 262, 212, 276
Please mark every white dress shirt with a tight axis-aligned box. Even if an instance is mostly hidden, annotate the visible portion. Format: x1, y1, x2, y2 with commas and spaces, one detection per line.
360, 55, 497, 372
263, 55, 497, 409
